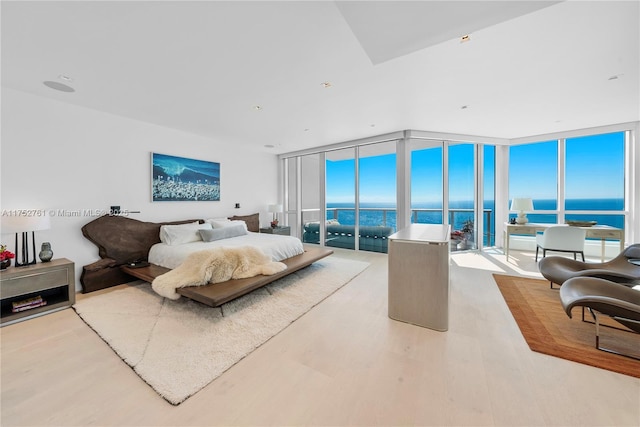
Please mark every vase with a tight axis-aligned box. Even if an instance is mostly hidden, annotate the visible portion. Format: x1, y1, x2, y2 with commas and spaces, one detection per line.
39, 242, 53, 262
0, 259, 11, 270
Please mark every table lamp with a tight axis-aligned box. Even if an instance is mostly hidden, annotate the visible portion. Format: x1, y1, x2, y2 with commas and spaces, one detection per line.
0, 214, 51, 266
510, 198, 534, 225
267, 204, 283, 228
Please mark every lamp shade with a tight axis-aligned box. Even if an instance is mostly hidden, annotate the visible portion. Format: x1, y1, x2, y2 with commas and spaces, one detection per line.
267, 204, 283, 213
1, 214, 50, 234
510, 198, 534, 212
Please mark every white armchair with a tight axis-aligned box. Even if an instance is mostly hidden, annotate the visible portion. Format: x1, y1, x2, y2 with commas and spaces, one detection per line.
535, 226, 586, 262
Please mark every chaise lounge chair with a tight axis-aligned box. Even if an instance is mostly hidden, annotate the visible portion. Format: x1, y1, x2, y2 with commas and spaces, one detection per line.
538, 243, 640, 289
559, 276, 640, 359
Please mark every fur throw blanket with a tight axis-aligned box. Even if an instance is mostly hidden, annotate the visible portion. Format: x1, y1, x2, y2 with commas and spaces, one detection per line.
152, 246, 287, 300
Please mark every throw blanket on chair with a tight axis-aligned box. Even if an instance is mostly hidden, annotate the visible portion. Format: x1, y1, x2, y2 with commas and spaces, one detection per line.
152, 246, 287, 300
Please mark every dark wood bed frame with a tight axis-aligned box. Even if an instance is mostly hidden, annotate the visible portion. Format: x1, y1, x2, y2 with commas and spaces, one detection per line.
121, 247, 333, 307
81, 214, 333, 306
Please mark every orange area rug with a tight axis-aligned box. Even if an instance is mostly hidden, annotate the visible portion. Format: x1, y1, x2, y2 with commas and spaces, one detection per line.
493, 274, 639, 378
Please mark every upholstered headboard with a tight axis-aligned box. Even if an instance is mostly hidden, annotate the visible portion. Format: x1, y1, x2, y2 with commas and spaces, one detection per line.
228, 213, 260, 233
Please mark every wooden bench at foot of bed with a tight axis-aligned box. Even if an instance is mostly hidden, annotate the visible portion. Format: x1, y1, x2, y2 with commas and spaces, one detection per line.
120, 247, 334, 307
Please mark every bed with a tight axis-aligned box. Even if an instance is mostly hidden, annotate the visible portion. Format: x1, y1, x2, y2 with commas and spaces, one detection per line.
148, 231, 304, 269
81, 213, 333, 305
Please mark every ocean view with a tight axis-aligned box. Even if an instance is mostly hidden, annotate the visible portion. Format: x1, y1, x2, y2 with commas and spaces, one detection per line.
325, 198, 625, 245
326, 201, 475, 231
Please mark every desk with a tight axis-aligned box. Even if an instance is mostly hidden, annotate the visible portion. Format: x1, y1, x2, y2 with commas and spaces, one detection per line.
503, 223, 624, 262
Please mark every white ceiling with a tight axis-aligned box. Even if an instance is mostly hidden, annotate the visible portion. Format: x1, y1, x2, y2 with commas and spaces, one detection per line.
2, 1, 638, 154
336, 1, 562, 65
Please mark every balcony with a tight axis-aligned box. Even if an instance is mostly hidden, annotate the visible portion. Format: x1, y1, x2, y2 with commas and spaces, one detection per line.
309, 207, 495, 253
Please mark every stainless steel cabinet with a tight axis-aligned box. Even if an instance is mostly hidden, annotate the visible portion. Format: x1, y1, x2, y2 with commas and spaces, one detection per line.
388, 224, 450, 331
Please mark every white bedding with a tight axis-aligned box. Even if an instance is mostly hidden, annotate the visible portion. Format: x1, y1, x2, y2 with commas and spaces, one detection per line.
148, 232, 304, 269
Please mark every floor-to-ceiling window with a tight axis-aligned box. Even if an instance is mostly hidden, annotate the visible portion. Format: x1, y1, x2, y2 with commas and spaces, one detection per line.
285, 157, 298, 235
323, 143, 397, 253
509, 140, 558, 224
325, 148, 356, 249
483, 145, 496, 246
564, 132, 625, 228
284, 126, 634, 253
358, 142, 397, 252
410, 140, 443, 225
509, 133, 626, 228
299, 153, 322, 246
448, 143, 476, 250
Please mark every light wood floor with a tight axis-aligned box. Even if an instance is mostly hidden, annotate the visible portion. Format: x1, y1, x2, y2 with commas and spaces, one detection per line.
1, 247, 639, 426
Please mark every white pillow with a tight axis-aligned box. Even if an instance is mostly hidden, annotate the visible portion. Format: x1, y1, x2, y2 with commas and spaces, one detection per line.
160, 222, 212, 246
206, 218, 232, 228
159, 221, 199, 243
209, 219, 248, 231
205, 217, 230, 226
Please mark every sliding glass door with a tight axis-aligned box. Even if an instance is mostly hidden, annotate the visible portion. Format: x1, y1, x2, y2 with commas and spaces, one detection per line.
483, 145, 496, 247
448, 143, 476, 250
325, 148, 356, 249
286, 135, 514, 253
358, 142, 397, 252
299, 153, 322, 246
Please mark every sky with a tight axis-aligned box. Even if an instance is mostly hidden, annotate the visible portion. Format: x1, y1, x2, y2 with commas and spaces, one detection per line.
325, 132, 624, 206
326, 145, 477, 205
509, 132, 624, 200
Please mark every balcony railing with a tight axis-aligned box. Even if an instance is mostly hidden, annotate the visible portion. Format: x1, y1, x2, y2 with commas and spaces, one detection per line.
324, 207, 494, 247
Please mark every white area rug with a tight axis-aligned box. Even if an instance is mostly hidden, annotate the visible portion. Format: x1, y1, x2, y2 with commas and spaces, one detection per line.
73, 256, 369, 405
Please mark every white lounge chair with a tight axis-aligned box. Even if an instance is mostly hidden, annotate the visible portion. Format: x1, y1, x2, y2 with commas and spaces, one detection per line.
535, 225, 586, 262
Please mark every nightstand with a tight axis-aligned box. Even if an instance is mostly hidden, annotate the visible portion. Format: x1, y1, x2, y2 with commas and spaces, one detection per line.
0, 258, 75, 326
259, 226, 291, 236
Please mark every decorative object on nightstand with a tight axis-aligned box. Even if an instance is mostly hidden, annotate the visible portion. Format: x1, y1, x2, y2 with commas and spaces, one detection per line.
0, 244, 15, 270
39, 242, 53, 262
510, 197, 534, 224
0, 214, 50, 267
268, 203, 283, 228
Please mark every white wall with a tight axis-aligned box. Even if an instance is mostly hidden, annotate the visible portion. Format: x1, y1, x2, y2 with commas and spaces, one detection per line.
1, 88, 279, 291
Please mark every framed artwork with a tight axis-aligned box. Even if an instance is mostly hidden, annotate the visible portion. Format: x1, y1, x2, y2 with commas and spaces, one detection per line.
151, 153, 220, 201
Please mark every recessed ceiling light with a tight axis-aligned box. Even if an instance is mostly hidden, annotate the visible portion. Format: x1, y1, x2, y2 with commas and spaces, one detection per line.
43, 81, 75, 93
460, 34, 471, 43
58, 74, 73, 82
321, 82, 332, 88
461, 105, 469, 109
252, 105, 263, 111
